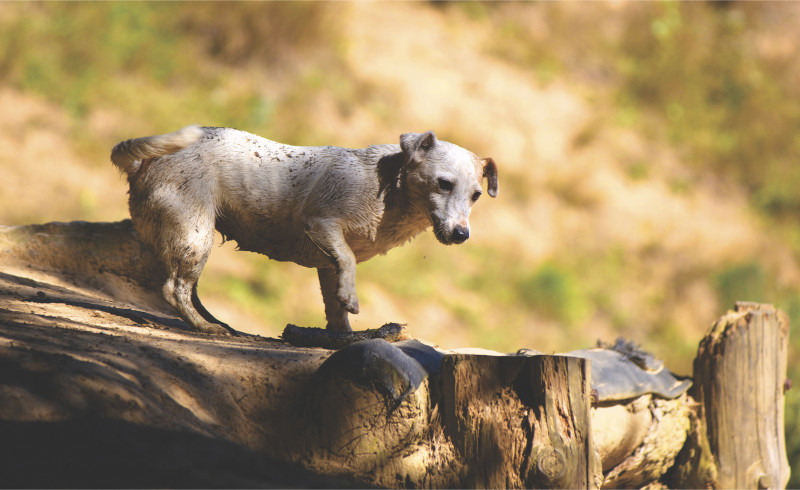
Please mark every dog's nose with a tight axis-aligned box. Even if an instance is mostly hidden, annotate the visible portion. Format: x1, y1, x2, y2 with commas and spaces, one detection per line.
451, 225, 469, 244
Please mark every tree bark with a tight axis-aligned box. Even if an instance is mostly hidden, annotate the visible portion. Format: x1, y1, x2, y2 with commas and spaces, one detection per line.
440, 354, 602, 488
692, 302, 791, 489
599, 394, 691, 488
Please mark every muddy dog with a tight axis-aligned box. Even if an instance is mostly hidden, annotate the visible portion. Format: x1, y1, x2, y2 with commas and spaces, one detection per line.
111, 126, 498, 335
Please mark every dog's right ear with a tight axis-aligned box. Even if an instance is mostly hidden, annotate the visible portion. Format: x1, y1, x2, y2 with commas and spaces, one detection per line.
400, 131, 437, 163
482, 158, 498, 197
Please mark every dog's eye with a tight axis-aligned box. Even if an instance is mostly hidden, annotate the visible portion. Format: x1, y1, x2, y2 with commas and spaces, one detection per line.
438, 178, 454, 192
471, 191, 482, 202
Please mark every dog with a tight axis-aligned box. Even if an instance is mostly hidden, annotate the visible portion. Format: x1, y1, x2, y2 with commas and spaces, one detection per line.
111, 126, 498, 335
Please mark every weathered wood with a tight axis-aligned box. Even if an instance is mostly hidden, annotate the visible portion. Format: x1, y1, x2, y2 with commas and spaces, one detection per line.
665, 401, 718, 489
2, 221, 792, 488
441, 354, 601, 489
283, 322, 409, 349
600, 394, 691, 488
692, 302, 790, 489
0, 268, 446, 488
0, 272, 340, 487
592, 396, 652, 472
0, 220, 171, 313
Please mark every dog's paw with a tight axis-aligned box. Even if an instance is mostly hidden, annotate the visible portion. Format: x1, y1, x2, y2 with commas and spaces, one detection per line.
338, 292, 360, 314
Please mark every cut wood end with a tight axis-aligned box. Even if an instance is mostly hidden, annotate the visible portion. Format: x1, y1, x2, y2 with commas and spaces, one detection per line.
702, 303, 790, 348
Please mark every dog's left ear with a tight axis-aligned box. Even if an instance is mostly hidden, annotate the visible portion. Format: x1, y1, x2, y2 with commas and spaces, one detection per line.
482, 158, 498, 197
400, 131, 437, 163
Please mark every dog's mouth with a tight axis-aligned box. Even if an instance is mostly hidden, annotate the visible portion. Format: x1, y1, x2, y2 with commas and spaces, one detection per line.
428, 209, 469, 246
428, 211, 450, 245
431, 220, 468, 246
433, 225, 453, 245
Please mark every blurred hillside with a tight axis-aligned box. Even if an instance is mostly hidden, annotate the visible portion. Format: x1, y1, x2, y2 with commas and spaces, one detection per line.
0, 2, 798, 479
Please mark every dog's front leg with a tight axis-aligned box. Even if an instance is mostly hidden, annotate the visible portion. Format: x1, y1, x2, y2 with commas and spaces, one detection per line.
305, 219, 360, 323
317, 268, 352, 331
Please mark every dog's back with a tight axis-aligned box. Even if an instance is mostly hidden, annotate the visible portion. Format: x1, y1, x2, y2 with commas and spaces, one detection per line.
113, 126, 397, 265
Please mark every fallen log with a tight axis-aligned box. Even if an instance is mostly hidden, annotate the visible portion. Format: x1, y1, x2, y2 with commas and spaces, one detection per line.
0, 221, 790, 488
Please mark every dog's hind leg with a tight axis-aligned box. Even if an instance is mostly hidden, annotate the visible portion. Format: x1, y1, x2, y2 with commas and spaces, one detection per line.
191, 282, 234, 331
318, 267, 352, 332
155, 213, 234, 336
163, 266, 233, 336
173, 276, 233, 335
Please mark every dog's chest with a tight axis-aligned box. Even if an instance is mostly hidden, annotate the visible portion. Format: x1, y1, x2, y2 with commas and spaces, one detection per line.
218, 200, 428, 268
347, 213, 430, 262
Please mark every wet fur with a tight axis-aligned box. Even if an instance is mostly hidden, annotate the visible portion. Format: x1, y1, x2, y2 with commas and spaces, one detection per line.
111, 126, 498, 334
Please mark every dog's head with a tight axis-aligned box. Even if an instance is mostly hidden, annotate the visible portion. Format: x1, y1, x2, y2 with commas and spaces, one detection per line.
400, 131, 498, 245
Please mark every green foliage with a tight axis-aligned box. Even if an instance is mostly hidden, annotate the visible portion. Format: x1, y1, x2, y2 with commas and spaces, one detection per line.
518, 261, 589, 328
625, 160, 650, 182
777, 291, 800, 488
3, 4, 183, 116
0, 2, 334, 135
713, 262, 767, 309
785, 369, 800, 489
487, 20, 563, 84
617, 3, 800, 217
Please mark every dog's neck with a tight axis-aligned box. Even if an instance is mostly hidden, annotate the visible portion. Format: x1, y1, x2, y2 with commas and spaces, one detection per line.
376, 151, 405, 207
376, 151, 426, 215
374, 151, 431, 245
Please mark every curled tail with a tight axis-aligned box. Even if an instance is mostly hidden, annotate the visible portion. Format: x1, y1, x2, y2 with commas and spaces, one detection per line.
111, 125, 204, 175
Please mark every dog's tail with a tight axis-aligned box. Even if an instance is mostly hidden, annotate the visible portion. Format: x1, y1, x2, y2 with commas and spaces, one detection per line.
111, 125, 204, 175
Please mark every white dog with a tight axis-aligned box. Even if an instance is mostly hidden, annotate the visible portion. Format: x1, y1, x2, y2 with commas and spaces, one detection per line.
111, 126, 498, 335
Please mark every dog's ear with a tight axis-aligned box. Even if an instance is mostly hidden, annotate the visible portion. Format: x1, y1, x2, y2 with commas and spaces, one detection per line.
400, 131, 437, 163
482, 158, 498, 197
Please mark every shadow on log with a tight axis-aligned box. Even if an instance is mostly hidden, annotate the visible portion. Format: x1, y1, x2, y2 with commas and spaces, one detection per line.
441, 354, 600, 488
0, 221, 791, 488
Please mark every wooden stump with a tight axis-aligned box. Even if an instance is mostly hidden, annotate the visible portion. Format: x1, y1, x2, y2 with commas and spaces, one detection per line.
692, 302, 791, 489
441, 354, 601, 489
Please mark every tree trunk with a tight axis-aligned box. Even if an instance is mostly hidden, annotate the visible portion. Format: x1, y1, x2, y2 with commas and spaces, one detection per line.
692, 302, 791, 489
440, 354, 602, 488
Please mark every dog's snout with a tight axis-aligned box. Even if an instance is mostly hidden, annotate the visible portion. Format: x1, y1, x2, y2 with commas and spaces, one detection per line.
451, 225, 470, 244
